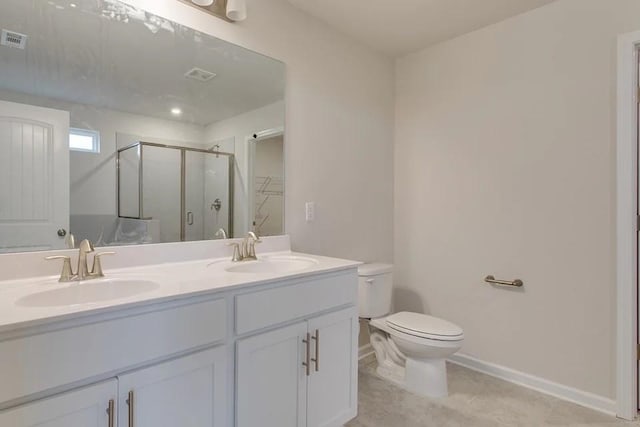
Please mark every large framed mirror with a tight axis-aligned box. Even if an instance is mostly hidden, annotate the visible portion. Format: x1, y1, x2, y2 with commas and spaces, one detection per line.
0, 0, 285, 253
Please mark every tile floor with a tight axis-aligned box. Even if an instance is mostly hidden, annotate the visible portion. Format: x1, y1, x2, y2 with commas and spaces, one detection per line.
346, 356, 639, 427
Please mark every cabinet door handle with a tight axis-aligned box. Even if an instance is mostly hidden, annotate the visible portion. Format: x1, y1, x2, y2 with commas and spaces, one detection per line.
302, 333, 311, 376
107, 399, 115, 427
127, 390, 135, 427
311, 329, 320, 372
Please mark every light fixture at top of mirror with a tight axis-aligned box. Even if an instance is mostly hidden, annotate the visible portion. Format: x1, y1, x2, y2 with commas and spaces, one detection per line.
182, 0, 247, 22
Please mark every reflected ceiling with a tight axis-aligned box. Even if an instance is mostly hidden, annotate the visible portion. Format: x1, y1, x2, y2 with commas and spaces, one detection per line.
0, 0, 285, 125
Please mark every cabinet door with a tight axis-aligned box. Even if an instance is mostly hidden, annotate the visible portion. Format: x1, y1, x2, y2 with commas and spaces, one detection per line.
0, 379, 117, 427
117, 347, 227, 427
307, 307, 359, 427
236, 322, 308, 427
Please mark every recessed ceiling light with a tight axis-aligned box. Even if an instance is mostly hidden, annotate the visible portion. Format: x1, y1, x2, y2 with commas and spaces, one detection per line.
70, 3, 77, 8
171, 108, 182, 116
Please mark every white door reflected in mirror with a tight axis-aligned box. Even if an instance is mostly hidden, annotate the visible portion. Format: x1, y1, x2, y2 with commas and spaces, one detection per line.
0, 100, 69, 253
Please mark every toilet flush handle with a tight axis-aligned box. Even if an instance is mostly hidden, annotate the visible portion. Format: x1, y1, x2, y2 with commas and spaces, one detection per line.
365, 278, 375, 284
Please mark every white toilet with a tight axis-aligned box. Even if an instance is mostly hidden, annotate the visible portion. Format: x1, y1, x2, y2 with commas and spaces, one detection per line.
359, 263, 464, 398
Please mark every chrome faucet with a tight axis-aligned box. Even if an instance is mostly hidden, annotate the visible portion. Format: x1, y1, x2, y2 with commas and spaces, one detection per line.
215, 228, 228, 239
76, 239, 95, 281
227, 242, 243, 262
227, 232, 262, 262
45, 239, 115, 282
242, 232, 261, 260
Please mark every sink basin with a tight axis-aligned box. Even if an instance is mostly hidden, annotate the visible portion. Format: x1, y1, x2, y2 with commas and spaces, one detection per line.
224, 256, 318, 274
16, 279, 160, 307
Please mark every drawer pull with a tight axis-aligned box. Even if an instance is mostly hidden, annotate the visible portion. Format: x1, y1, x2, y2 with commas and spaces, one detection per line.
302, 333, 311, 376
311, 330, 320, 372
107, 399, 115, 427
127, 390, 135, 427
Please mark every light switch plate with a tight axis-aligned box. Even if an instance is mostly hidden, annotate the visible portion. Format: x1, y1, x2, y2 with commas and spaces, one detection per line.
305, 202, 315, 222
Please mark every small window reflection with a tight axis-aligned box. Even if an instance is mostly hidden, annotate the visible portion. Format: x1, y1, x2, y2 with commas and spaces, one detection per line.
70, 128, 100, 153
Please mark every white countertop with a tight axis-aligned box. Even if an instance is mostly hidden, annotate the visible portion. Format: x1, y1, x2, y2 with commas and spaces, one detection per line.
0, 250, 360, 335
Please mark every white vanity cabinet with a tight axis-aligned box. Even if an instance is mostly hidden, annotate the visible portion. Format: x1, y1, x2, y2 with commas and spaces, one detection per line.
0, 347, 227, 427
236, 321, 309, 427
236, 306, 358, 427
0, 380, 118, 427
0, 296, 229, 427
0, 260, 359, 427
118, 346, 227, 427
306, 308, 359, 427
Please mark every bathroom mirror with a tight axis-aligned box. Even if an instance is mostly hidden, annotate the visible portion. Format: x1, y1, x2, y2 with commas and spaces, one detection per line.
0, 0, 285, 253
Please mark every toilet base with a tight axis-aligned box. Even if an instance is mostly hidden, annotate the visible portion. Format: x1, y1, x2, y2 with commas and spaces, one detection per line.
375, 356, 449, 399
368, 318, 461, 399
405, 358, 448, 398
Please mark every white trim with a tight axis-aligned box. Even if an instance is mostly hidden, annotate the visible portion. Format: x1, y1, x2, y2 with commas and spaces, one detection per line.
358, 343, 374, 360
252, 126, 284, 142
449, 354, 617, 416
616, 30, 640, 421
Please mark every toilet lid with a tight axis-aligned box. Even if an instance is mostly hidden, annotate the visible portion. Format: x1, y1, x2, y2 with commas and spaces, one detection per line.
386, 312, 463, 341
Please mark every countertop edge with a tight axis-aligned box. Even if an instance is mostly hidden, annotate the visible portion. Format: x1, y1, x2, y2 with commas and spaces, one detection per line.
0, 258, 361, 338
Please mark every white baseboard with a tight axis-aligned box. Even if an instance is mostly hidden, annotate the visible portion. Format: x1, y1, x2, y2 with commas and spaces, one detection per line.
359, 343, 374, 360
448, 353, 617, 417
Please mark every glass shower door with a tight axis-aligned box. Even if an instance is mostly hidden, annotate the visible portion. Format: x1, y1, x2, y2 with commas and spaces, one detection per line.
184, 151, 205, 241
185, 151, 232, 241
117, 144, 140, 219
142, 145, 182, 243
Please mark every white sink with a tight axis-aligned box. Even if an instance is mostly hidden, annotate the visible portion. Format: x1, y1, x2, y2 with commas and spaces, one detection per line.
224, 256, 319, 274
16, 278, 160, 307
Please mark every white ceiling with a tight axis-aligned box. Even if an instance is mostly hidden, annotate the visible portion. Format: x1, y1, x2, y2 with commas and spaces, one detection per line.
0, 0, 285, 126
287, 0, 558, 56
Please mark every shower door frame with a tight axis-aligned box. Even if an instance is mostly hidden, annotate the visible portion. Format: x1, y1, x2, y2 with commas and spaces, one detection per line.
116, 141, 235, 240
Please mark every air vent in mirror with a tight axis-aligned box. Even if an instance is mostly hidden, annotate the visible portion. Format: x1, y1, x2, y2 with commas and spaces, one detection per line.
1, 29, 27, 49
184, 67, 217, 82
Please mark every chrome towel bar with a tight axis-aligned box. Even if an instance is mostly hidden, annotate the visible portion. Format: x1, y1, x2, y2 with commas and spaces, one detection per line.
484, 275, 524, 287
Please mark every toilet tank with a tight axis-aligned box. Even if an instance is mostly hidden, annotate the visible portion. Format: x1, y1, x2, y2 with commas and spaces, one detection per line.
358, 263, 393, 318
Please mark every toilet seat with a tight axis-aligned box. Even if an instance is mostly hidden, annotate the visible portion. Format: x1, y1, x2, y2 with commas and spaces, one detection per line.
386, 312, 463, 342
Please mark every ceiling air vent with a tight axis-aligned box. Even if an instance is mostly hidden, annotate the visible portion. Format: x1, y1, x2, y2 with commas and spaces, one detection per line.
184, 67, 217, 82
1, 29, 28, 49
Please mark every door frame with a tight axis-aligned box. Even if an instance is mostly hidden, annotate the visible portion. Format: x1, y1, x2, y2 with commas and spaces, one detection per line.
245, 126, 285, 234
616, 30, 640, 421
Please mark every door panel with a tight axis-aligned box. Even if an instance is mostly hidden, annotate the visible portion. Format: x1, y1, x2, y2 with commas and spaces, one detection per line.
117, 347, 227, 427
184, 150, 205, 241
307, 307, 359, 427
202, 152, 231, 240
141, 145, 181, 243
236, 322, 308, 427
0, 100, 69, 252
0, 380, 117, 427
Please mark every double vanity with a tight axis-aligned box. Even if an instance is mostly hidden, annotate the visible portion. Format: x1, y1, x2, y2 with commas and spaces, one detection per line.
0, 2, 354, 426
0, 236, 360, 427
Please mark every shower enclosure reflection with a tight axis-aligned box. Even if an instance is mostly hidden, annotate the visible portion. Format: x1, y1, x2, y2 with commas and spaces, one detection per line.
117, 141, 233, 245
